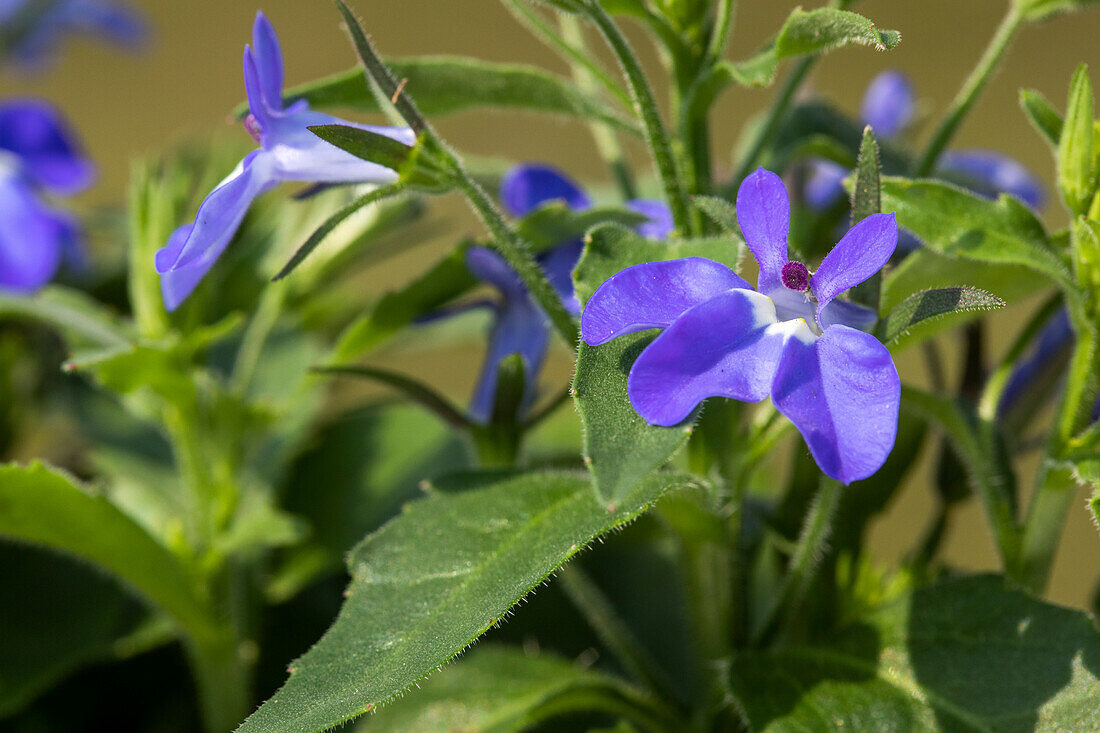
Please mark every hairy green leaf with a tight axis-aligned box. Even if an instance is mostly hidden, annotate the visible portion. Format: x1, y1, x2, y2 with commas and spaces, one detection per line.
0, 463, 217, 642
879, 287, 1005, 346
1021, 88, 1065, 148
729, 575, 1100, 731
237, 470, 698, 733
332, 243, 478, 362
881, 177, 1073, 290
357, 645, 672, 732
1058, 65, 1097, 215
692, 195, 738, 233
849, 126, 882, 310
271, 56, 637, 133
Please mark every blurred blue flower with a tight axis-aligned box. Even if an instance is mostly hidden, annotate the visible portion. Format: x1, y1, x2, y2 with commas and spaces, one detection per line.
805, 70, 1044, 213
0, 98, 92, 292
583, 168, 900, 483
154, 12, 414, 311
0, 0, 146, 69
466, 163, 672, 424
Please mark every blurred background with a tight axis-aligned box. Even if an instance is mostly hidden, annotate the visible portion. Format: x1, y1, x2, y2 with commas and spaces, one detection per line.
2, 0, 1098, 606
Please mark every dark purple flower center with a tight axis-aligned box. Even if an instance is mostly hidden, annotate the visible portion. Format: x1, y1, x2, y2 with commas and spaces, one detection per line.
781, 260, 811, 292
244, 114, 263, 144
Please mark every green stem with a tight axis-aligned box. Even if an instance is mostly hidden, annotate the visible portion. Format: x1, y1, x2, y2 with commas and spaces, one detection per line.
230, 280, 287, 396
728, 55, 815, 190
558, 565, 680, 706
913, 7, 1024, 177
185, 633, 252, 733
978, 293, 1063, 421
559, 13, 638, 200
755, 477, 843, 646
581, 0, 694, 234
704, 0, 736, 67
333, 0, 578, 345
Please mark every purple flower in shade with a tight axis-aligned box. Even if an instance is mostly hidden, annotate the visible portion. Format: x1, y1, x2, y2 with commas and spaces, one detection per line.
805, 70, 1044, 212
153, 12, 414, 311
582, 168, 901, 483
0, 0, 146, 69
465, 163, 672, 424
0, 98, 92, 292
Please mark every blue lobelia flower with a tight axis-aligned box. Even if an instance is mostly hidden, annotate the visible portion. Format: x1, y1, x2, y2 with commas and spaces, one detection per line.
805, 70, 1044, 212
0, 98, 92, 292
465, 163, 672, 424
582, 168, 900, 483
154, 11, 414, 311
0, 0, 146, 69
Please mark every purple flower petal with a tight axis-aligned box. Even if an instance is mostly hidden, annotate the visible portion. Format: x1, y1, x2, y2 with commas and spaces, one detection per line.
582, 257, 751, 346
0, 174, 65, 292
817, 298, 878, 332
810, 213, 897, 316
628, 288, 814, 426
538, 239, 583, 315
267, 110, 412, 183
626, 198, 674, 240
0, 99, 94, 195
736, 168, 790, 292
156, 150, 277, 281
861, 70, 915, 139
499, 164, 591, 217
251, 12, 284, 115
938, 150, 1045, 209
466, 246, 525, 298
1, 0, 146, 68
771, 324, 900, 483
997, 309, 1073, 416
803, 158, 848, 211
468, 298, 549, 424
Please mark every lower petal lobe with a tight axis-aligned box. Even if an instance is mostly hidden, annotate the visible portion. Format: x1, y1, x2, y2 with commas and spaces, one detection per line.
771, 325, 899, 483
581, 257, 751, 346
0, 175, 64, 292
627, 289, 807, 426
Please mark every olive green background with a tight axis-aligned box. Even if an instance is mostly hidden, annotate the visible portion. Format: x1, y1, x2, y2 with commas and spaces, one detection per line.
2, 1, 1098, 608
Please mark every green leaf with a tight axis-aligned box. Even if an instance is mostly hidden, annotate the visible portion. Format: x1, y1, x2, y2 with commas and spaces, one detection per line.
1020, 88, 1064, 148
315, 365, 470, 428
879, 287, 1005, 346
306, 126, 446, 190
692, 195, 738, 233
881, 177, 1074, 290
0, 286, 132, 356
0, 462, 217, 643
237, 469, 699, 733
849, 126, 882, 310
272, 56, 637, 134
331, 243, 479, 362
571, 225, 742, 503
1058, 64, 1097, 215
729, 575, 1100, 732
356, 645, 671, 732
515, 202, 648, 253
1017, 0, 1100, 21
0, 544, 147, 717
574, 223, 743, 304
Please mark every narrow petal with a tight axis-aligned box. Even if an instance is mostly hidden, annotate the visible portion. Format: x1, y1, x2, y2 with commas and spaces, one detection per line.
468, 299, 549, 424
157, 150, 277, 279
266, 109, 412, 183
803, 158, 848, 211
736, 168, 790, 291
582, 257, 752, 346
242, 47, 273, 131
811, 212, 897, 315
538, 240, 583, 315
938, 150, 1045, 209
861, 70, 915, 138
771, 325, 900, 483
625, 199, 674, 240
466, 246, 525, 298
499, 164, 591, 217
0, 175, 64, 292
628, 289, 814, 426
251, 11, 284, 114
0, 99, 95, 194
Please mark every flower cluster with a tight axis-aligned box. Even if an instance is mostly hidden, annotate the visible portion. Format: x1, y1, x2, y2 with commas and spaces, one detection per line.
464, 164, 671, 423
0, 99, 92, 292
154, 12, 413, 311
583, 168, 900, 483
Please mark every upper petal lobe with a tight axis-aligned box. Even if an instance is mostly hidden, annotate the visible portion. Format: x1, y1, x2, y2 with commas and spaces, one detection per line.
861, 70, 915, 139
499, 164, 591, 217
0, 99, 94, 194
811, 212, 897, 315
736, 168, 790, 292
